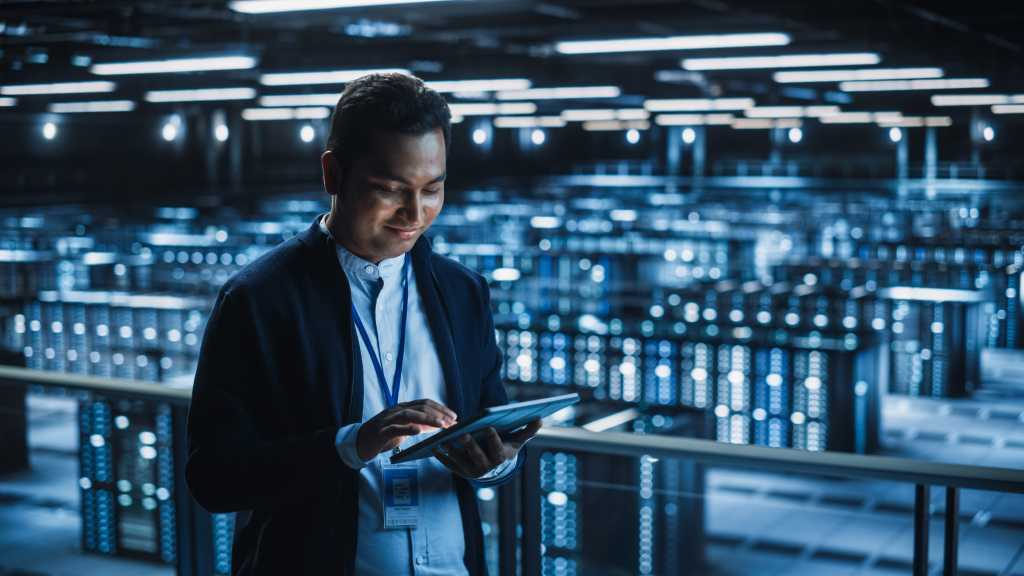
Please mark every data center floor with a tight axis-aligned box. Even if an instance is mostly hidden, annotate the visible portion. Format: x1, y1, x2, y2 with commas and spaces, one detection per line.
1, 392, 1022, 576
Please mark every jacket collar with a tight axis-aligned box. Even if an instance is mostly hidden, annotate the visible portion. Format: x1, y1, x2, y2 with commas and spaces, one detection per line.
298, 214, 465, 419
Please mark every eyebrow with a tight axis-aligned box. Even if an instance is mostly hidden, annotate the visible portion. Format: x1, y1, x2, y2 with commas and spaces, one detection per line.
368, 170, 446, 187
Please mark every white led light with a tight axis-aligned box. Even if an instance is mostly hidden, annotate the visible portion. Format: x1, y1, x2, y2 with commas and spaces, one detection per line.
626, 128, 641, 143
681, 127, 696, 143
773, 67, 944, 83
493, 116, 566, 128
561, 108, 648, 121
42, 122, 58, 140
492, 267, 521, 282
745, 105, 840, 118
91, 55, 256, 75
449, 102, 536, 116
982, 125, 995, 142
496, 86, 620, 100
230, 0, 450, 13
1, 81, 116, 95
241, 107, 331, 121
530, 128, 546, 145
161, 122, 178, 142
992, 104, 1024, 114
611, 209, 637, 222
556, 32, 790, 54
259, 93, 338, 107
299, 124, 316, 143
654, 113, 735, 126
931, 94, 1023, 106
260, 68, 409, 85
888, 127, 903, 143
732, 118, 802, 130
48, 100, 135, 113
530, 216, 560, 229
145, 87, 256, 102
877, 116, 954, 128
682, 52, 881, 71
788, 127, 803, 143
582, 120, 649, 131
840, 78, 989, 92
214, 123, 230, 142
644, 98, 754, 112
426, 78, 531, 93
472, 128, 488, 144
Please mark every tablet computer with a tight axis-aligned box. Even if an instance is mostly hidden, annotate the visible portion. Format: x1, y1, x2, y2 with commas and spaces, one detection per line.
389, 392, 580, 463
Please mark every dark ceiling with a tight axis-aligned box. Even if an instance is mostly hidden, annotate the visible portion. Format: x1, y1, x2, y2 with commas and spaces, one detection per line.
0, 0, 1022, 119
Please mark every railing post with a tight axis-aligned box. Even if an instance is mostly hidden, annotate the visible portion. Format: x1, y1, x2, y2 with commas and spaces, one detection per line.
520, 447, 542, 576
944, 487, 959, 576
913, 484, 931, 576
498, 476, 519, 576
172, 403, 212, 576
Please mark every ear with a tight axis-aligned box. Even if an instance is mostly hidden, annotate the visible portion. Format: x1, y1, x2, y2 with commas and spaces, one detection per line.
320, 150, 344, 198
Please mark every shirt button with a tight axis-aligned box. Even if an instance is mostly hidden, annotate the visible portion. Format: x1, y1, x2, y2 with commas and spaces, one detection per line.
385, 352, 393, 362
363, 264, 375, 275
415, 555, 425, 565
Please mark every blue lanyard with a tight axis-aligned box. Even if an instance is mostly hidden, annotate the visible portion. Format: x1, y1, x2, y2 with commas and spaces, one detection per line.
350, 255, 410, 409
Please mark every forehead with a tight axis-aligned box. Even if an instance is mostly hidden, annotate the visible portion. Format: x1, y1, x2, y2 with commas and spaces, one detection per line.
356, 128, 446, 184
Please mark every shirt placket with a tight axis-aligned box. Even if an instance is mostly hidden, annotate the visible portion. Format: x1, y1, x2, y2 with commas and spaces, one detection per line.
372, 276, 393, 397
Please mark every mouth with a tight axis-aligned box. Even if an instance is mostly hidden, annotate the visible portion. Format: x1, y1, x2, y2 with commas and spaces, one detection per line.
386, 225, 421, 239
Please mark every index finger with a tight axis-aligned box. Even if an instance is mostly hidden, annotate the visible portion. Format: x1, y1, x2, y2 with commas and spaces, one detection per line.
405, 399, 457, 421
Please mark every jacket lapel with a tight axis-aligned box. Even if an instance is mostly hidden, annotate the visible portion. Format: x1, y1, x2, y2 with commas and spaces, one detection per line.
296, 217, 363, 428
411, 235, 466, 418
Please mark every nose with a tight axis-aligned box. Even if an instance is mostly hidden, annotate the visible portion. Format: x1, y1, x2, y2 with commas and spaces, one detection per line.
398, 192, 422, 226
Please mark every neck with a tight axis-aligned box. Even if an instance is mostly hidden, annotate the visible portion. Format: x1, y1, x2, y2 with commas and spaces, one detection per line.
325, 210, 387, 265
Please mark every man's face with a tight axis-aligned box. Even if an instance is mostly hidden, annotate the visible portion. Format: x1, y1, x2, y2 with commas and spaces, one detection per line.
330, 128, 446, 262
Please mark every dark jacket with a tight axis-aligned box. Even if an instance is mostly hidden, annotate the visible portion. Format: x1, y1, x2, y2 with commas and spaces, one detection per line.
185, 216, 518, 575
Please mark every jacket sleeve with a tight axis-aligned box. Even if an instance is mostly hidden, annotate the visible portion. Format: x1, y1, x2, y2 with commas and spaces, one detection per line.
185, 286, 349, 514
472, 274, 525, 487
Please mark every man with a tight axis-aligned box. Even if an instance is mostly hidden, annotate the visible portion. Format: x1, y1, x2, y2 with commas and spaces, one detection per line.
186, 72, 541, 575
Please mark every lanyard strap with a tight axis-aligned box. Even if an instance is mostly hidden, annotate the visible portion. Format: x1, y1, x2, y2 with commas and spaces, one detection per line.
351, 255, 410, 409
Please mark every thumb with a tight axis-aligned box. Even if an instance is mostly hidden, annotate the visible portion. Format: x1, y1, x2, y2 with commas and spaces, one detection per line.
507, 418, 542, 445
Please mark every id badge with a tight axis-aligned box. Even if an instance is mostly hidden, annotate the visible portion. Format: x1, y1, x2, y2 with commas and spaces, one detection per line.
381, 459, 419, 530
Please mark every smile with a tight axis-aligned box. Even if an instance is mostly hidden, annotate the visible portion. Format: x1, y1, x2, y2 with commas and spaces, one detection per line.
387, 226, 420, 238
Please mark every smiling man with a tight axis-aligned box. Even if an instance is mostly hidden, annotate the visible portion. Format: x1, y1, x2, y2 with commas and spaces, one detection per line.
186, 73, 540, 575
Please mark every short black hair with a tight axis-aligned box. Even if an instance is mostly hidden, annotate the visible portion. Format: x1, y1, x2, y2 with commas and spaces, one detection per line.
326, 72, 451, 167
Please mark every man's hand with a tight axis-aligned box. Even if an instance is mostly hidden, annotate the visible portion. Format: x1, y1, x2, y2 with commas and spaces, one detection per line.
356, 399, 457, 461
432, 418, 542, 479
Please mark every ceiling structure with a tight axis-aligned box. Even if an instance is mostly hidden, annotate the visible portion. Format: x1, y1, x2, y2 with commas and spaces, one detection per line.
0, 0, 1022, 131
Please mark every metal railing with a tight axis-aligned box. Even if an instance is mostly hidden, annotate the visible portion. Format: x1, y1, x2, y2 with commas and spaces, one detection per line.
2, 365, 1024, 576
514, 426, 1024, 576
0, 365, 210, 576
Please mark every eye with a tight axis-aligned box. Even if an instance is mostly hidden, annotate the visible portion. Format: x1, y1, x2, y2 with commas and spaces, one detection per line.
424, 188, 442, 195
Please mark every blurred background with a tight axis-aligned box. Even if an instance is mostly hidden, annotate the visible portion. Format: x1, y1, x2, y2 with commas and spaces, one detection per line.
0, 1, 1023, 575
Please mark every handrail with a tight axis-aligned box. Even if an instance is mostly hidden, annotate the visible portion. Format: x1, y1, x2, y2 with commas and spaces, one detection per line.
2, 363, 1020, 494
0, 364, 191, 404
530, 425, 1024, 493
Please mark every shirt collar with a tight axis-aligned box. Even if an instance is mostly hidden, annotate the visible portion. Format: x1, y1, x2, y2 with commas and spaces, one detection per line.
318, 213, 406, 283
